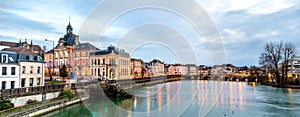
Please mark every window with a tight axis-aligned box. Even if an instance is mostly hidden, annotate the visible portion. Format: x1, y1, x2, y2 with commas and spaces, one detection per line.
11, 81, 15, 89
37, 67, 41, 74
2, 54, 8, 63
98, 68, 100, 76
22, 66, 26, 74
29, 78, 34, 87
21, 78, 26, 87
97, 59, 100, 65
11, 67, 15, 75
37, 77, 41, 85
103, 59, 105, 64
2, 81, 6, 90
2, 67, 7, 75
29, 55, 33, 61
86, 52, 88, 57
30, 66, 33, 74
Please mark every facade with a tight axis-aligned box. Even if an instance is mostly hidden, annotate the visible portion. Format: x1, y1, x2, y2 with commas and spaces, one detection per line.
19, 53, 45, 87
0, 50, 44, 89
147, 59, 165, 77
44, 21, 79, 78
198, 65, 212, 78
288, 56, 300, 78
165, 64, 188, 75
73, 43, 99, 79
0, 51, 20, 90
90, 46, 131, 80
130, 58, 143, 79
186, 64, 198, 76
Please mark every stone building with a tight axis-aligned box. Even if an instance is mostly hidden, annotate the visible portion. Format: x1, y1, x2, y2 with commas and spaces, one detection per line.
90, 46, 131, 80
44, 21, 80, 78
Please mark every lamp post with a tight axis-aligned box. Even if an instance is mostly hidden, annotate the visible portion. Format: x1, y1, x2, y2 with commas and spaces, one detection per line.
45, 39, 55, 85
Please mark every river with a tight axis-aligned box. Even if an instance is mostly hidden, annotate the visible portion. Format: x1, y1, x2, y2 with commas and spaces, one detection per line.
42, 80, 300, 117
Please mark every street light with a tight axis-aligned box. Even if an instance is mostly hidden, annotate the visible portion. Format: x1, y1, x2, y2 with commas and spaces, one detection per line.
45, 39, 55, 85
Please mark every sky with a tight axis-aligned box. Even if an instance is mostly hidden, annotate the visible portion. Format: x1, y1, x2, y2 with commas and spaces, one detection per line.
0, 0, 299, 66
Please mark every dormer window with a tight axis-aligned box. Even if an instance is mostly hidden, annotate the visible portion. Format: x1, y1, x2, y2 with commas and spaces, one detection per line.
2, 54, 8, 63
29, 55, 33, 61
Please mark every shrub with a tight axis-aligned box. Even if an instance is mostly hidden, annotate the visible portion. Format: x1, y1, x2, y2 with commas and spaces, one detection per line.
59, 88, 75, 100
26, 99, 38, 104
0, 100, 14, 111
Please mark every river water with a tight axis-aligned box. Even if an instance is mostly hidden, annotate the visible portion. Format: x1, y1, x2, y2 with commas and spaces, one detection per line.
42, 80, 300, 117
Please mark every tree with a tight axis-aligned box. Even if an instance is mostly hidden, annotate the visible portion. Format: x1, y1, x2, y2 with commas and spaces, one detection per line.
59, 64, 69, 79
281, 42, 296, 85
259, 41, 283, 84
259, 41, 297, 85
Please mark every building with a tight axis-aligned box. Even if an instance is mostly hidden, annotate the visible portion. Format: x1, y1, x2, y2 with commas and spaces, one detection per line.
198, 65, 212, 79
0, 39, 44, 56
165, 64, 188, 75
186, 64, 198, 76
130, 58, 143, 79
0, 51, 20, 90
18, 52, 45, 87
288, 56, 300, 78
147, 59, 165, 77
44, 21, 80, 79
73, 43, 99, 79
90, 46, 131, 80
0, 49, 45, 88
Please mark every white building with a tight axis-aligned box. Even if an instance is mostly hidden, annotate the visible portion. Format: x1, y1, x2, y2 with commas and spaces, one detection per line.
288, 56, 300, 78
0, 51, 20, 90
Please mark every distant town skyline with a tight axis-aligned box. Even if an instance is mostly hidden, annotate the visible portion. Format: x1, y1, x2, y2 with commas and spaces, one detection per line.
1, 0, 300, 66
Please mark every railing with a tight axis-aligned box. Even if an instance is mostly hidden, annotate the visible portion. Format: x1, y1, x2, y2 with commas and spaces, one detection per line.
0, 84, 66, 99
0, 95, 74, 117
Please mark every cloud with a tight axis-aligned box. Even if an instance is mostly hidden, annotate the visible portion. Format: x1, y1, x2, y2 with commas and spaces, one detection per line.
1, 0, 300, 66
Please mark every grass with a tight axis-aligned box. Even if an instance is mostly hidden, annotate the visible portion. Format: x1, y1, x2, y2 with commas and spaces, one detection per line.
46, 81, 65, 85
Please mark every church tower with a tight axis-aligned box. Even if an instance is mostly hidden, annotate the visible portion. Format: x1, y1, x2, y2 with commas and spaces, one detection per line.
66, 21, 73, 35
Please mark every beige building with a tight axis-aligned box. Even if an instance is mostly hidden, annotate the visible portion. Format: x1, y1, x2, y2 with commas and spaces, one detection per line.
90, 46, 131, 80
165, 64, 187, 75
44, 21, 79, 79
131, 58, 143, 79
147, 59, 165, 77
19, 52, 44, 87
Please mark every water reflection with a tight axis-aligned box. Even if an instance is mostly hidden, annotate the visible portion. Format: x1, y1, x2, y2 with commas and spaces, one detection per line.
43, 81, 300, 117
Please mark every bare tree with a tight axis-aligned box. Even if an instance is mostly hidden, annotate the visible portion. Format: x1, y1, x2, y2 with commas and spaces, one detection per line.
281, 42, 296, 85
259, 41, 283, 84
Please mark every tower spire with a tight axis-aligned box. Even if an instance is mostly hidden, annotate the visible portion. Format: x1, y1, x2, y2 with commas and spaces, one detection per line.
66, 16, 73, 35
68, 16, 71, 25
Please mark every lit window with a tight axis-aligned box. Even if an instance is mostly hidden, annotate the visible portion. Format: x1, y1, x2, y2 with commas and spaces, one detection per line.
30, 66, 33, 74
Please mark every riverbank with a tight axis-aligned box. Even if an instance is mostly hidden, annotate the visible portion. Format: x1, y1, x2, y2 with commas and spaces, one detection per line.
261, 82, 300, 89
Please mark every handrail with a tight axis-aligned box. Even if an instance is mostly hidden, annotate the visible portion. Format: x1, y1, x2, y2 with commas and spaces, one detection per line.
0, 95, 72, 117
